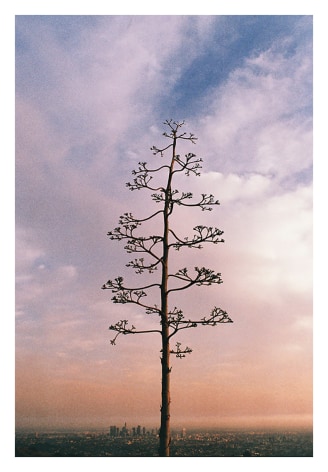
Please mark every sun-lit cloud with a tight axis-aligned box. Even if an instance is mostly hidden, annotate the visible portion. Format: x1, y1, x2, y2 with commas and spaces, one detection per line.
15, 15, 312, 431
194, 28, 312, 183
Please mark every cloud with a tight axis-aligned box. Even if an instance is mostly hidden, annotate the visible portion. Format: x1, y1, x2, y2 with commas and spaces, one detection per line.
193, 171, 273, 203
15, 15, 312, 430
194, 32, 312, 183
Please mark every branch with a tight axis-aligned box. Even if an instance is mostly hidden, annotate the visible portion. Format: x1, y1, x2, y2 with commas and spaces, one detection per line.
126, 161, 170, 192
107, 213, 163, 262
102, 277, 161, 313
109, 307, 232, 347
151, 188, 179, 204
172, 153, 202, 177
174, 193, 220, 211
169, 225, 224, 251
126, 257, 161, 274
168, 305, 232, 330
109, 319, 161, 345
107, 212, 163, 242
167, 306, 233, 341
150, 143, 173, 157
163, 119, 198, 143
167, 307, 197, 336
126, 166, 167, 192
169, 342, 192, 358
150, 120, 198, 157
123, 238, 163, 263
102, 276, 160, 293
190, 306, 233, 326
131, 161, 170, 175
167, 267, 223, 294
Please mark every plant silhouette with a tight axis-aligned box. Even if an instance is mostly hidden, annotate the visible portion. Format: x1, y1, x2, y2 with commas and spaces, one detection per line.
102, 120, 233, 456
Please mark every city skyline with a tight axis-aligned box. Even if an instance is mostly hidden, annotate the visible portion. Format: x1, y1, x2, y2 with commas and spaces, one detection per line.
15, 14, 312, 433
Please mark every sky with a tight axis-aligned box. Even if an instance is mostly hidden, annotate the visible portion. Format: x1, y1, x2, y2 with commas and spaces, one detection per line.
14, 13, 314, 434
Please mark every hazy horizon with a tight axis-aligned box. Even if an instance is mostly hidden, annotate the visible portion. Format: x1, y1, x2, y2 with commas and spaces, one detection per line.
16, 417, 313, 433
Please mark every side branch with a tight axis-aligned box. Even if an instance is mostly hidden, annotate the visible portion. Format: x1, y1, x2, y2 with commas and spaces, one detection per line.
108, 212, 163, 240
191, 306, 233, 326
169, 342, 192, 358
107, 213, 163, 262
109, 319, 161, 345
126, 257, 161, 274
172, 153, 202, 177
174, 193, 220, 211
169, 225, 224, 251
167, 267, 223, 293
102, 277, 161, 314
150, 120, 198, 157
165, 307, 233, 358
167, 306, 233, 340
126, 166, 168, 192
102, 276, 160, 293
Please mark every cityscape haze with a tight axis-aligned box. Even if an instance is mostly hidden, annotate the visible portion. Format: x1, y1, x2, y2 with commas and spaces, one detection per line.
15, 424, 312, 457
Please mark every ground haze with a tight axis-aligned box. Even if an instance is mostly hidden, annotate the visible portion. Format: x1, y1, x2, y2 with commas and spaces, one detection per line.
15, 427, 312, 457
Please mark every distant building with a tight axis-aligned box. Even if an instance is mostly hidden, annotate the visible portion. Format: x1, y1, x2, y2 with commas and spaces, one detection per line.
109, 425, 118, 437
109, 422, 150, 438
121, 422, 128, 437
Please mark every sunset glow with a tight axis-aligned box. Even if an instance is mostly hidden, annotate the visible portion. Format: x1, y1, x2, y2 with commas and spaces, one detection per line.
15, 14, 312, 434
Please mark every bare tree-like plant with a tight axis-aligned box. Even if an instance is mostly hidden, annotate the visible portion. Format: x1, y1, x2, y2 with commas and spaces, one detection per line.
102, 120, 233, 456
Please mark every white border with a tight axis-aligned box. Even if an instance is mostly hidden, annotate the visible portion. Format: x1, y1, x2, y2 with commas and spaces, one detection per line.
2, 2, 326, 471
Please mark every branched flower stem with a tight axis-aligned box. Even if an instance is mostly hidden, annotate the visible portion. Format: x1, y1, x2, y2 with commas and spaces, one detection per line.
103, 120, 232, 457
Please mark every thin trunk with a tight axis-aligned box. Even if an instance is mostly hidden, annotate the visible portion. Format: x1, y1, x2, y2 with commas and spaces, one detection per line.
158, 135, 176, 457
